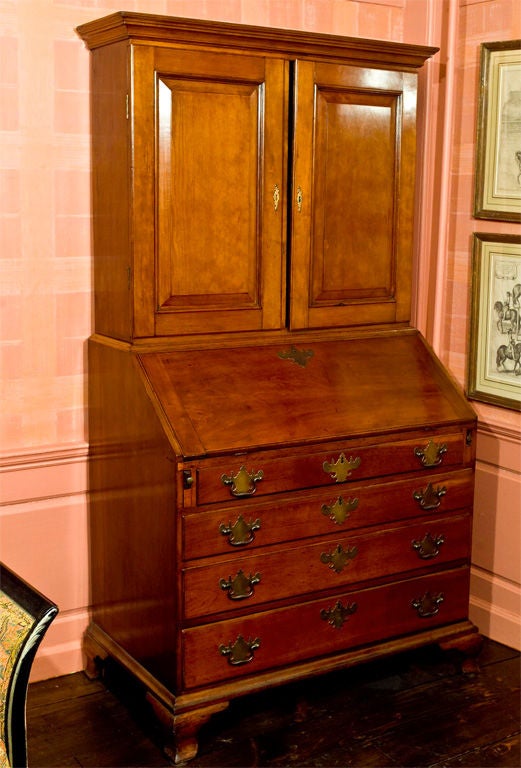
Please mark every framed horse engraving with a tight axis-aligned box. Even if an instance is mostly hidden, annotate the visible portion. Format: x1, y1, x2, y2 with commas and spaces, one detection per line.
474, 40, 521, 222
468, 233, 521, 410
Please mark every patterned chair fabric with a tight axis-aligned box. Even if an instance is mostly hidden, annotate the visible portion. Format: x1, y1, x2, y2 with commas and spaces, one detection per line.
0, 564, 58, 768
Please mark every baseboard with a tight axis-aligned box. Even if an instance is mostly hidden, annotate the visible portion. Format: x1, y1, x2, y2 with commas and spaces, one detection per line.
1, 444, 90, 682
469, 566, 521, 651
30, 608, 90, 682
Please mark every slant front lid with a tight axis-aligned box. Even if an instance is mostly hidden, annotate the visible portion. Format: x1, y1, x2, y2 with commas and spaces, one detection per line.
138, 333, 476, 458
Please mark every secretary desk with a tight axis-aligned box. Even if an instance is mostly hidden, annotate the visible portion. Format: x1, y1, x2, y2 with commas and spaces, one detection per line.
77, 12, 481, 763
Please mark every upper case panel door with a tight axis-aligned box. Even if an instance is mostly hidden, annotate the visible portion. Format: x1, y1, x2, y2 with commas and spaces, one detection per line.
132, 47, 288, 337
289, 61, 418, 331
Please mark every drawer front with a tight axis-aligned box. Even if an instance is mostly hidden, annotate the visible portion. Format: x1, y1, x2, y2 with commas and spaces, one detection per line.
182, 514, 471, 620
183, 469, 474, 560
195, 432, 470, 505
182, 567, 470, 689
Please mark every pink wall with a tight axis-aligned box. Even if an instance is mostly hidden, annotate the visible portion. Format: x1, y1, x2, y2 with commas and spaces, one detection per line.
0, 0, 519, 680
440, 0, 521, 648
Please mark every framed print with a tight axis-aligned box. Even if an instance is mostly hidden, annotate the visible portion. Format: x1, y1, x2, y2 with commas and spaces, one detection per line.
474, 40, 521, 222
468, 233, 521, 410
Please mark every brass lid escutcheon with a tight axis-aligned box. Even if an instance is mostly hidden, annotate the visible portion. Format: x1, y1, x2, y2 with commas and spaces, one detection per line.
278, 345, 314, 367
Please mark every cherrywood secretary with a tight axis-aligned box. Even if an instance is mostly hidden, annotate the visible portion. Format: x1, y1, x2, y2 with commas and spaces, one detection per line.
78, 13, 480, 764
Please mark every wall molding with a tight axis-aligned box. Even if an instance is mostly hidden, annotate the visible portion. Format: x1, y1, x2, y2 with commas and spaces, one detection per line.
0, 442, 88, 470
476, 424, 521, 475
0, 443, 88, 506
477, 422, 521, 446
358, 0, 404, 6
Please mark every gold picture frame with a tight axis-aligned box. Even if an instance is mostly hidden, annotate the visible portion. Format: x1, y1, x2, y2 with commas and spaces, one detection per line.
468, 233, 521, 410
474, 40, 521, 222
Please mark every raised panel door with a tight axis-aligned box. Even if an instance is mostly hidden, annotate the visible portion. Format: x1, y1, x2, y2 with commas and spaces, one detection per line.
289, 61, 418, 330
132, 47, 288, 337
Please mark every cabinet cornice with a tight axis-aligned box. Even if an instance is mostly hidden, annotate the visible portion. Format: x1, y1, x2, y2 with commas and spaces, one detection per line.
77, 11, 438, 70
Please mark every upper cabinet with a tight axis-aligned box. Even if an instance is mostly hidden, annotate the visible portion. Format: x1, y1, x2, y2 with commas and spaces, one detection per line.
78, 13, 436, 342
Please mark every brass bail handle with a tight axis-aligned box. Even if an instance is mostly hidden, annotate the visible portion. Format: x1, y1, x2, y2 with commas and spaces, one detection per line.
221, 466, 264, 497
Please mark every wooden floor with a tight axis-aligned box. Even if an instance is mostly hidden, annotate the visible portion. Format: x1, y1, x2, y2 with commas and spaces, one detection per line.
27, 638, 520, 767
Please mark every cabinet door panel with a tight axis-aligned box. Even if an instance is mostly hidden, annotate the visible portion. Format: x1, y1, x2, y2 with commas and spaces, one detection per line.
290, 61, 418, 330
133, 48, 287, 337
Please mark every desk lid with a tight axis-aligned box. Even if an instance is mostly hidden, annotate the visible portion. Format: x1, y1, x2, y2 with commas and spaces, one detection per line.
138, 332, 476, 458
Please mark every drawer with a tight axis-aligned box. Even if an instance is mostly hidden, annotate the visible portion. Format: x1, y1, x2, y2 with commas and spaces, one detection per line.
182, 514, 471, 620
183, 469, 474, 560
182, 566, 470, 689
193, 432, 471, 506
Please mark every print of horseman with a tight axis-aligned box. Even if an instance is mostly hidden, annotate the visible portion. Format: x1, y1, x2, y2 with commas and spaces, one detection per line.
495, 282, 521, 376
494, 296, 519, 335
496, 334, 521, 375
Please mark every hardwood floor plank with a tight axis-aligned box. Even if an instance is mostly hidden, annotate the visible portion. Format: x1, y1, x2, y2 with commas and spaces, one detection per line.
27, 640, 520, 768
430, 734, 521, 767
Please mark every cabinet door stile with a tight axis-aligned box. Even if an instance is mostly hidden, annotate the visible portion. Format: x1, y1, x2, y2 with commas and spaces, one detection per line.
394, 70, 420, 324
131, 44, 157, 339
289, 60, 316, 329
260, 57, 289, 330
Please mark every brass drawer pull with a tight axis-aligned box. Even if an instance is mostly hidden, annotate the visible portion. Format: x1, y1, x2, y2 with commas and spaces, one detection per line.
412, 591, 444, 618
321, 496, 359, 525
219, 569, 261, 600
219, 635, 261, 666
320, 543, 358, 574
411, 532, 445, 559
414, 439, 447, 468
413, 482, 447, 510
323, 453, 361, 483
320, 600, 358, 629
221, 466, 264, 497
219, 515, 261, 546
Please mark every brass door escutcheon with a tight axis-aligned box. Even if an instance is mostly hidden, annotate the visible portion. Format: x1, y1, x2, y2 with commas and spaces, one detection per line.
277, 344, 314, 367
219, 515, 261, 546
221, 466, 264, 497
412, 532, 445, 560
411, 591, 444, 618
296, 185, 303, 212
414, 439, 447, 468
219, 569, 261, 600
323, 453, 361, 483
320, 600, 358, 629
413, 482, 447, 510
219, 635, 261, 665
320, 543, 358, 573
321, 496, 359, 525
273, 183, 280, 211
